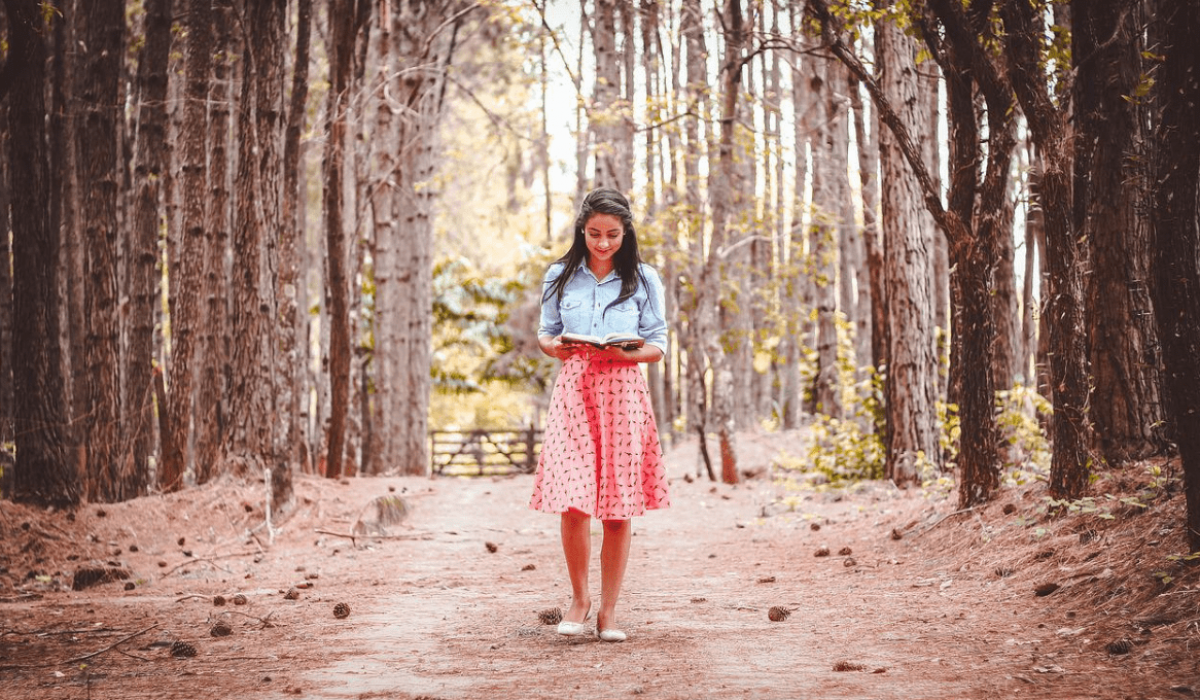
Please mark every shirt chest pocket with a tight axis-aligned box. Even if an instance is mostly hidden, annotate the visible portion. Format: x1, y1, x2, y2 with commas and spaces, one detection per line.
607, 300, 640, 332
559, 298, 589, 331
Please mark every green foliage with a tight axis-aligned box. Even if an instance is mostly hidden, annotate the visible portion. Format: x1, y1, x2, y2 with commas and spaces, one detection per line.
804, 415, 886, 484
995, 383, 1053, 484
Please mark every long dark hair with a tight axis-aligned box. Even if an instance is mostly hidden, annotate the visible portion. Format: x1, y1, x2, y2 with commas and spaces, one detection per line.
543, 188, 650, 316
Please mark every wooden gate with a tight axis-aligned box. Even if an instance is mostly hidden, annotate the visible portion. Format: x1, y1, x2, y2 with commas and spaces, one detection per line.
429, 428, 542, 476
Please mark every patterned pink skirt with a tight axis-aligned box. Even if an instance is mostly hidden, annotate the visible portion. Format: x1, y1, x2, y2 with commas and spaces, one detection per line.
530, 350, 670, 520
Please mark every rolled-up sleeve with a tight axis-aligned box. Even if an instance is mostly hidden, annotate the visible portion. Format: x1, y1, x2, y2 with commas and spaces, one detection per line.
537, 263, 565, 338
639, 265, 668, 354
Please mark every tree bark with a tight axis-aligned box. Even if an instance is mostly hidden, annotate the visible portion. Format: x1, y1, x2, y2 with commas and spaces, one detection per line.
0, 103, 11, 446
163, 0, 211, 493
1150, 0, 1200, 551
6, 0, 78, 507
79, 0, 126, 502
228, 0, 288, 508
875, 6, 939, 486
128, 0, 174, 497
808, 53, 843, 420
1074, 0, 1165, 464
591, 0, 627, 191
703, 0, 746, 484
280, 0, 314, 475
195, 0, 236, 483
1000, 1, 1093, 499
324, 0, 355, 480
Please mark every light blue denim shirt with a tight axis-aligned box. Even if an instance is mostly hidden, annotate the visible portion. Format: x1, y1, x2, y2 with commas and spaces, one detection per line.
538, 262, 668, 353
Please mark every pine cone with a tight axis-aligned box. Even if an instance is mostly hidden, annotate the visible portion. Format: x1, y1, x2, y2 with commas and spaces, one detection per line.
170, 640, 197, 658
284, 587, 300, 600
210, 621, 233, 637
537, 607, 563, 625
485, 542, 499, 553
232, 593, 248, 606
333, 602, 351, 619
1106, 638, 1133, 655
768, 606, 791, 622
213, 595, 227, 607
814, 546, 830, 557
838, 546, 853, 556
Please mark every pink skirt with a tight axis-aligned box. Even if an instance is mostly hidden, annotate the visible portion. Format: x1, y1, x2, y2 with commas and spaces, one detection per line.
530, 350, 670, 520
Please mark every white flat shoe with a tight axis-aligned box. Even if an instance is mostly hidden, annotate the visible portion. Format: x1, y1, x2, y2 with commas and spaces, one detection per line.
557, 620, 587, 636
596, 627, 627, 643
557, 604, 591, 636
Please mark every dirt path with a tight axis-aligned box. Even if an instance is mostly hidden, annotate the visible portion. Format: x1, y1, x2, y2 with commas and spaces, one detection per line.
2, 436, 1195, 699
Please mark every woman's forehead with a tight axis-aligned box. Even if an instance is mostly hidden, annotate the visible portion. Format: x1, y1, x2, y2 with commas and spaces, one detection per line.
585, 213, 623, 231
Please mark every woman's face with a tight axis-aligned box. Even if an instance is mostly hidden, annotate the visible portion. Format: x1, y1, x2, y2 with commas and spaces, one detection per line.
584, 213, 624, 265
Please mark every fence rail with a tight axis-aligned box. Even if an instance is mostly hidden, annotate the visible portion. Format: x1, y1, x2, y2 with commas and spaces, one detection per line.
430, 428, 542, 476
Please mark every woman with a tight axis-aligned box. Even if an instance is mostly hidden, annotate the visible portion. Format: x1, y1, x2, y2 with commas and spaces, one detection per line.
530, 188, 670, 643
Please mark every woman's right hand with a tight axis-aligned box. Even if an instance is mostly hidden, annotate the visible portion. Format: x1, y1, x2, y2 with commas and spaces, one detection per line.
540, 335, 577, 360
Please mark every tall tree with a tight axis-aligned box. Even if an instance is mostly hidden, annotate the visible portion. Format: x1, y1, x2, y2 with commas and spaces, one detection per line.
874, 3, 940, 485
163, 0, 210, 492
195, 0, 237, 483
1150, 0, 1200, 551
128, 0, 174, 497
280, 0, 314, 474
78, 0, 126, 502
228, 0, 289, 508
4, 0, 78, 507
0, 101, 11, 448
1074, 0, 1165, 463
374, 0, 460, 475
1000, 0, 1093, 499
807, 52, 842, 419
702, 0, 747, 483
591, 0, 628, 191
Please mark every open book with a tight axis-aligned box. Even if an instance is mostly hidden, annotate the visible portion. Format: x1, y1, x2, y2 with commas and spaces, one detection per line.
560, 332, 645, 350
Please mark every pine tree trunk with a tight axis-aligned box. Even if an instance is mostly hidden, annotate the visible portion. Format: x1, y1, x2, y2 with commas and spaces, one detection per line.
1150, 0, 1200, 552
680, 0, 713, 475
808, 54, 842, 420
128, 0, 173, 497
195, 0, 235, 483
1074, 0, 1165, 463
7, 0, 78, 507
324, 0, 356, 479
375, 2, 447, 476
592, 0, 624, 191
53, 4, 86, 474
704, 0, 746, 483
782, 3, 812, 430
79, 1, 126, 502
229, 0, 287, 505
280, 0, 314, 474
876, 11, 939, 486
1001, 1, 1093, 498
0, 105, 12, 446
163, 0, 211, 492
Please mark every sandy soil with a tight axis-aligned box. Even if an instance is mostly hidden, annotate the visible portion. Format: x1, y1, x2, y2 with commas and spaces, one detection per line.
2, 430, 1198, 699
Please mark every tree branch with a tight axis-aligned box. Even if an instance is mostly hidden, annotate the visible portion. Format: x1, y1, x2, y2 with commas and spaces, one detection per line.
806, 0, 966, 247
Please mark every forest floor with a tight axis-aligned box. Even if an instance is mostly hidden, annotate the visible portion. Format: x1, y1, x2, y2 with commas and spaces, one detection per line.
2, 429, 1199, 700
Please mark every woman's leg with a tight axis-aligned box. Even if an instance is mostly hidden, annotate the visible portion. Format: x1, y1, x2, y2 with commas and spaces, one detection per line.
561, 509, 592, 622
597, 518, 631, 631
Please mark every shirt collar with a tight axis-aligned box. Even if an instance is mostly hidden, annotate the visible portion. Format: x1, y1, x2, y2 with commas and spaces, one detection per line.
580, 264, 620, 285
